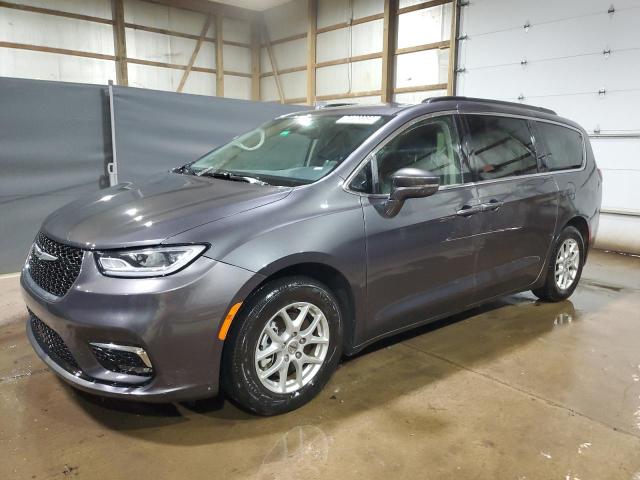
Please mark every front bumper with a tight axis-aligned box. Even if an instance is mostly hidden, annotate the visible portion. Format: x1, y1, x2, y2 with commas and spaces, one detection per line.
21, 251, 263, 402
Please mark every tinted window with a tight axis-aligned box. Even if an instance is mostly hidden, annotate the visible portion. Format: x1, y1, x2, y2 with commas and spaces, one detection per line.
190, 114, 389, 186
536, 122, 584, 171
466, 115, 538, 180
372, 115, 468, 194
349, 161, 373, 193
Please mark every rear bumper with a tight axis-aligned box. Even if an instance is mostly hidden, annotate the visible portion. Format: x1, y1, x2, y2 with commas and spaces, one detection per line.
22, 252, 263, 402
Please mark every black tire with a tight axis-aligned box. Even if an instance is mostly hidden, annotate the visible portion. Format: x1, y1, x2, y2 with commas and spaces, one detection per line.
221, 276, 343, 416
532, 226, 585, 302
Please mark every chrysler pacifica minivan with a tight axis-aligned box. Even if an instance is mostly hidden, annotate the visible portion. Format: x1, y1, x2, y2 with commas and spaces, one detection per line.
22, 97, 601, 415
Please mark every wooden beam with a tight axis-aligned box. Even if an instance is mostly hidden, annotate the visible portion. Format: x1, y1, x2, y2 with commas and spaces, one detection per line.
381, 0, 398, 103
262, 24, 285, 104
177, 14, 211, 92
447, 0, 460, 95
250, 19, 261, 100
215, 14, 224, 96
397, 0, 451, 15
124, 23, 214, 42
264, 32, 307, 47
127, 57, 215, 74
393, 83, 448, 94
307, 0, 317, 105
284, 97, 307, 104
316, 52, 382, 69
0, 41, 115, 61
224, 70, 252, 78
111, 0, 128, 86
122, 22, 249, 48
316, 13, 385, 34
260, 65, 306, 78
396, 40, 449, 56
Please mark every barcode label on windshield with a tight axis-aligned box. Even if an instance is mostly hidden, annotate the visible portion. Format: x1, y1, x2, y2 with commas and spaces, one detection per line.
336, 115, 381, 125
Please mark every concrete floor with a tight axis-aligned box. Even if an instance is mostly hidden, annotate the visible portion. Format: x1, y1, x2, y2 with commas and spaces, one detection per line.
1, 250, 640, 480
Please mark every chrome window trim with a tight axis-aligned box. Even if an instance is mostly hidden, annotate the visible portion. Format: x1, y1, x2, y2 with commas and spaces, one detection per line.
343, 110, 587, 198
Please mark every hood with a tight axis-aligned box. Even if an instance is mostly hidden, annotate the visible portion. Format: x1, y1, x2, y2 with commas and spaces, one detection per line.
42, 172, 291, 249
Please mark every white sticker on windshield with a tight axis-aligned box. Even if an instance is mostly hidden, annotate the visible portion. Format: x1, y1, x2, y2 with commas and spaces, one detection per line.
335, 115, 381, 125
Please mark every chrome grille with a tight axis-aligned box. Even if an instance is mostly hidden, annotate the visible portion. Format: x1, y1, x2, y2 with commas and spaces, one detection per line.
27, 232, 83, 297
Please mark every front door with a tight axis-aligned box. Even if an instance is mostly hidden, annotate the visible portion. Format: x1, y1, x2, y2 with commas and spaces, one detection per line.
350, 114, 480, 342
461, 114, 559, 302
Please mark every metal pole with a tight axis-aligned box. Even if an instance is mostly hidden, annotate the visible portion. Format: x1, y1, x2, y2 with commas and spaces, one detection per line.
107, 80, 118, 187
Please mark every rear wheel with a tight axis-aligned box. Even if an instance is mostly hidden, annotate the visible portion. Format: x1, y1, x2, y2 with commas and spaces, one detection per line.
532, 226, 584, 302
222, 276, 343, 415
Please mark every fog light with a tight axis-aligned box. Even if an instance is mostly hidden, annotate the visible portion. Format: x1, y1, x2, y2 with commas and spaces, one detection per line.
90, 342, 153, 377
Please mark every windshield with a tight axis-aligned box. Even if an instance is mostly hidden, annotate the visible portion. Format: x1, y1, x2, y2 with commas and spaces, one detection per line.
187, 113, 389, 186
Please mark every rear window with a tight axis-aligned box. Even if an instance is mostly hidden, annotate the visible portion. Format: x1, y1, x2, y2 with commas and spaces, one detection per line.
465, 115, 538, 180
536, 122, 584, 171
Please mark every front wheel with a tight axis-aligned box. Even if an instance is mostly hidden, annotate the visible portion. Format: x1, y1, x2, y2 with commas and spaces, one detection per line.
532, 226, 585, 302
221, 276, 343, 416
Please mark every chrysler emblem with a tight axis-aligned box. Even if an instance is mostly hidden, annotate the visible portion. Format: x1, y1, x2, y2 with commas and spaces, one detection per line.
33, 243, 58, 262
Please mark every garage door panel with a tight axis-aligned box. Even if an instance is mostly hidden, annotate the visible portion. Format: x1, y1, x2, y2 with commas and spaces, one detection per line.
461, 0, 640, 36
462, 13, 640, 69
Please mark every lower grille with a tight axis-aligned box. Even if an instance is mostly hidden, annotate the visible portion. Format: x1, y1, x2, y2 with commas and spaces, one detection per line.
90, 344, 153, 377
29, 311, 81, 375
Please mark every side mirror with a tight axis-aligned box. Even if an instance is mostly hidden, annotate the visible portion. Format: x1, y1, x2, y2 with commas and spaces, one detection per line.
385, 168, 440, 216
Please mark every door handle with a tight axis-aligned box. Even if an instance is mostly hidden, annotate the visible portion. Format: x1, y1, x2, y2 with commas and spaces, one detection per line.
481, 199, 504, 212
456, 205, 483, 217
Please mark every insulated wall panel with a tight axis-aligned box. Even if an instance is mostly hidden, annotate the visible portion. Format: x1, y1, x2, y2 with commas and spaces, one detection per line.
0, 7, 114, 55
263, 0, 308, 41
397, 3, 452, 49
0, 48, 116, 84
316, 58, 381, 96
395, 49, 448, 89
16, 0, 111, 18
123, 0, 209, 36
224, 75, 251, 99
316, 20, 383, 63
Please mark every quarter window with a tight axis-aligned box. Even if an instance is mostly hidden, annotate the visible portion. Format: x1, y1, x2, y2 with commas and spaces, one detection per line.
370, 115, 468, 194
465, 115, 538, 180
535, 122, 584, 171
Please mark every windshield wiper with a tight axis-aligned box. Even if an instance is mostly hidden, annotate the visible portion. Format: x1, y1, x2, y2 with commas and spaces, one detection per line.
198, 169, 269, 186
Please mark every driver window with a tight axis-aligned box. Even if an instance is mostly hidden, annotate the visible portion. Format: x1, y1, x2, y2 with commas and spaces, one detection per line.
374, 115, 467, 194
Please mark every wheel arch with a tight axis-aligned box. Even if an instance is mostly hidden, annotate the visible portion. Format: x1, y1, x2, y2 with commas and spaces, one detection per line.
564, 215, 590, 258
240, 257, 358, 354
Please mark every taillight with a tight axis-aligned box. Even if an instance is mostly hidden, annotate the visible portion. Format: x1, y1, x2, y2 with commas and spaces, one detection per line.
597, 168, 603, 181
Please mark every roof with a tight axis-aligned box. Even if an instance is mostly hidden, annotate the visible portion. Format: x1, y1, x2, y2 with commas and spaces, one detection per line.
423, 96, 557, 115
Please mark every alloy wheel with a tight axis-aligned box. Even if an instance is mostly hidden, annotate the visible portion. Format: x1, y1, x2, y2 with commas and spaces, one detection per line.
254, 302, 330, 394
555, 238, 580, 290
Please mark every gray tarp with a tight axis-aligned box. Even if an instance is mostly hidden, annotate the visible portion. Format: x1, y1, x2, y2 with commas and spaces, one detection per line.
0, 77, 302, 273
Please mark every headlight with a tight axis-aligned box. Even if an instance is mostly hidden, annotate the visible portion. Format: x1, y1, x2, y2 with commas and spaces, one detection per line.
95, 245, 207, 278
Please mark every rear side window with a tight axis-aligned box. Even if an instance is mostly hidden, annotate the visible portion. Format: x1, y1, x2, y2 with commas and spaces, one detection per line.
535, 122, 584, 171
465, 115, 538, 180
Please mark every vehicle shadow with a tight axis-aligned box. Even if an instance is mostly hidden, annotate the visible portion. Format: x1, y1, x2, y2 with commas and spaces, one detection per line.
64, 292, 578, 446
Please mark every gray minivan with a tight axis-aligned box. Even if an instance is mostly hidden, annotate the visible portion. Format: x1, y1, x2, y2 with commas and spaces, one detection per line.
22, 97, 601, 415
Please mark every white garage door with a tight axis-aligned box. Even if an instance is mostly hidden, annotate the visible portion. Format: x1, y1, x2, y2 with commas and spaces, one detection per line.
456, 0, 640, 253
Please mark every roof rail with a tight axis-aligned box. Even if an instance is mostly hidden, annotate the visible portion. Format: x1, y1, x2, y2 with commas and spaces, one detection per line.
422, 96, 557, 115
316, 102, 358, 109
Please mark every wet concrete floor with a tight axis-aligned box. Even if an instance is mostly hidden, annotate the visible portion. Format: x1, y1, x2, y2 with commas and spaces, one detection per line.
1, 249, 640, 479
